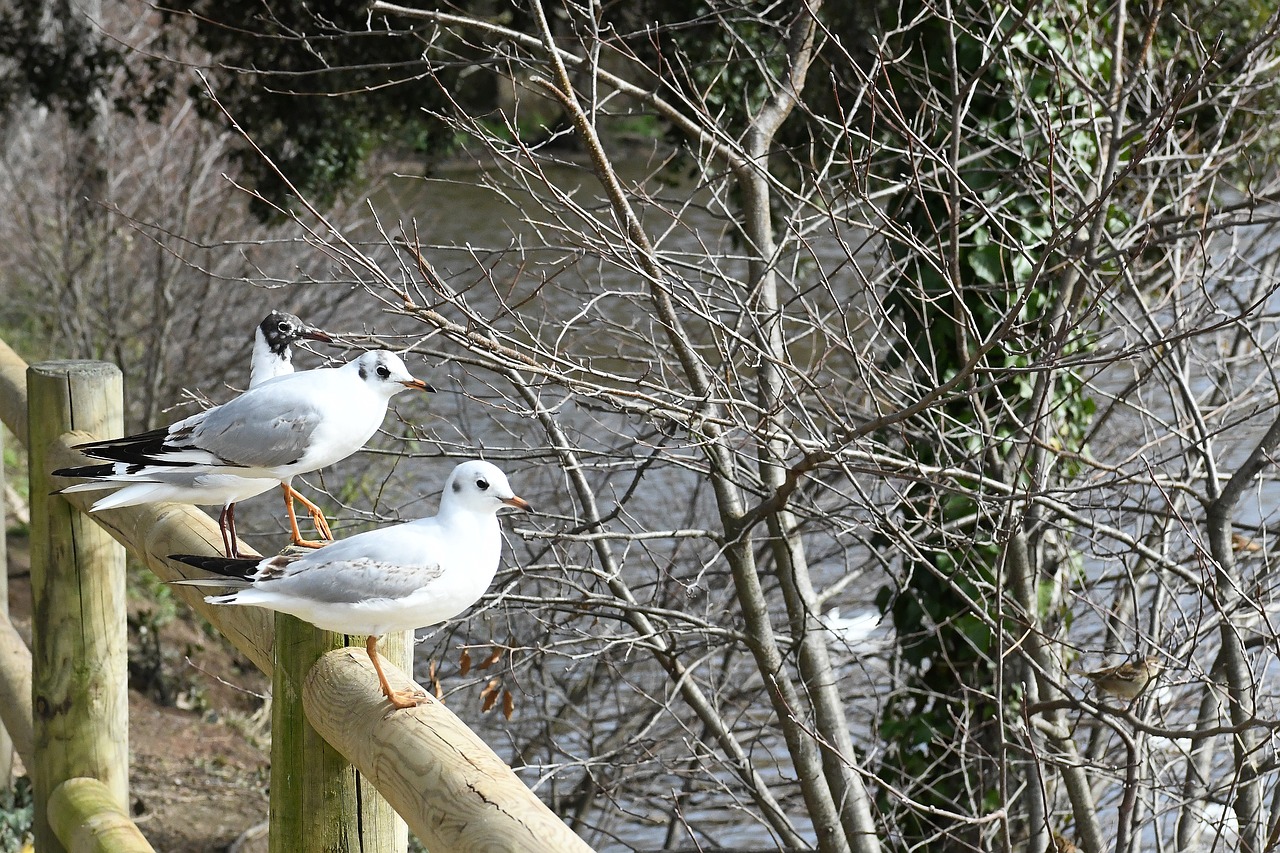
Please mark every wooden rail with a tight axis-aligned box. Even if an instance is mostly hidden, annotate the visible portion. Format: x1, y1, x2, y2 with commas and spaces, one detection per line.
0, 608, 33, 765
0, 338, 595, 853
306, 648, 594, 853
48, 778, 154, 853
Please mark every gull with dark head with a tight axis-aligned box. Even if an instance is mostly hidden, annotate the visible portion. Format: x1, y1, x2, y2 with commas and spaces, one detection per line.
54, 349, 433, 557
171, 460, 531, 709
250, 310, 332, 387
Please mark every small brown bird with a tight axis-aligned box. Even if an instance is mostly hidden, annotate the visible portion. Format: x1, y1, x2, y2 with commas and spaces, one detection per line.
1232, 532, 1264, 554
1052, 832, 1080, 853
1079, 656, 1164, 699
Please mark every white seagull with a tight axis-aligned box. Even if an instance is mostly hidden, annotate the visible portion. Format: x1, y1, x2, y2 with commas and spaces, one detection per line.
170, 460, 531, 709
54, 350, 432, 557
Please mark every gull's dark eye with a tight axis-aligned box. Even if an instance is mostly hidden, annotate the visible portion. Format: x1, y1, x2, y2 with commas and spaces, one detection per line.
376, 364, 391, 379
476, 478, 490, 491
277, 321, 291, 332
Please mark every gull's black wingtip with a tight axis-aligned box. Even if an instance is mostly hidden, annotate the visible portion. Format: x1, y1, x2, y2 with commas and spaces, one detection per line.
168, 554, 259, 579
51, 463, 115, 479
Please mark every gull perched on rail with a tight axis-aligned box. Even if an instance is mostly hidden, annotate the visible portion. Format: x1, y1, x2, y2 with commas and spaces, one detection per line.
54, 348, 432, 557
53, 310, 333, 555
170, 460, 531, 710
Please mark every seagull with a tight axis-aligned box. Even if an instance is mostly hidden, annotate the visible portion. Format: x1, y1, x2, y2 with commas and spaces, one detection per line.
52, 310, 333, 556
249, 310, 332, 387
54, 350, 433, 558
170, 460, 531, 709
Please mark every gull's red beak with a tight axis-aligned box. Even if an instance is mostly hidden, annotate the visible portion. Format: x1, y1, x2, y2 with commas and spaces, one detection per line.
400, 379, 436, 393
301, 326, 333, 343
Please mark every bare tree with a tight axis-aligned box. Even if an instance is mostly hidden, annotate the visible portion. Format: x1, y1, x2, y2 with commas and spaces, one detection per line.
332, 2, 1280, 850
0, 4, 371, 432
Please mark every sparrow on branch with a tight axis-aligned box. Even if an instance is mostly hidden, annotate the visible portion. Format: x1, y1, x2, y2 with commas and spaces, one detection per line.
1078, 656, 1164, 700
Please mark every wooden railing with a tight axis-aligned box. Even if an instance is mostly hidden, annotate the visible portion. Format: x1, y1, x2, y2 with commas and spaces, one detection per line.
0, 339, 594, 853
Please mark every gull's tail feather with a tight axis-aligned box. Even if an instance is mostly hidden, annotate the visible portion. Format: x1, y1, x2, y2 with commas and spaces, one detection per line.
168, 579, 252, 593
53, 463, 182, 510
57, 480, 120, 495
87, 484, 182, 511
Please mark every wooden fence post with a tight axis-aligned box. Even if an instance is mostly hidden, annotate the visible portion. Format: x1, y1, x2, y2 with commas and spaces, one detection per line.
269, 615, 409, 853
0, 425, 12, 791
27, 361, 128, 853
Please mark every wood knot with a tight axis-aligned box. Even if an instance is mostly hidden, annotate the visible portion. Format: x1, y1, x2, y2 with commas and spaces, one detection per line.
34, 693, 71, 719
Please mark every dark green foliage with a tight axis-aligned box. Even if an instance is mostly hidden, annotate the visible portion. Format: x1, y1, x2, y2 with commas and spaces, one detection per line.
0, 0, 123, 129
0, 1, 464, 215
0, 776, 34, 851
870, 1, 1102, 844
154, 0, 460, 217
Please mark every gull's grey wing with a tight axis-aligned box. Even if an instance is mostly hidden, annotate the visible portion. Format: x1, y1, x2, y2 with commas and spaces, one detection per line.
265, 558, 445, 604
186, 390, 325, 468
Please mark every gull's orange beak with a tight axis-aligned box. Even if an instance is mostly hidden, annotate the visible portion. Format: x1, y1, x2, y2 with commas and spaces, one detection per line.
401, 378, 436, 393
503, 495, 533, 512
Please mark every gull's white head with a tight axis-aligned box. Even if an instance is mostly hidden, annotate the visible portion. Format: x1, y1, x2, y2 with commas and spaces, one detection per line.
351, 350, 434, 398
441, 460, 531, 516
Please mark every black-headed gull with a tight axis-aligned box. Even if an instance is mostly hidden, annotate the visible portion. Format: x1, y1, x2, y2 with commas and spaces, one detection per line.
170, 460, 531, 709
249, 310, 332, 387
54, 350, 432, 557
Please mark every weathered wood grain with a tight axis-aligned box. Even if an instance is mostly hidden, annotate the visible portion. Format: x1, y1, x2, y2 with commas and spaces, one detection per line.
0, 612, 33, 768
0, 424, 13, 790
28, 361, 129, 853
0, 338, 29, 447
304, 647, 596, 853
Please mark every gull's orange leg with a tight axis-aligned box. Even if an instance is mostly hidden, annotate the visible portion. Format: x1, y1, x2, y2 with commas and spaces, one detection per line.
280, 483, 330, 548
288, 485, 334, 540
365, 635, 430, 710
